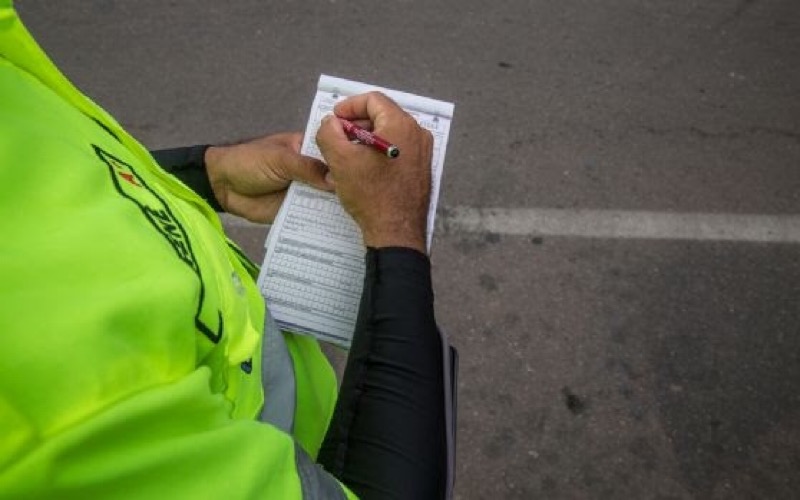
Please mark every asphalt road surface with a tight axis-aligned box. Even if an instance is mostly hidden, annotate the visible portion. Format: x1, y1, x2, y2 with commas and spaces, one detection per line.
17, 1, 800, 498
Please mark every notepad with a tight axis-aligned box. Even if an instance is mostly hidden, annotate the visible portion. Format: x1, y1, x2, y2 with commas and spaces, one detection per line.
257, 75, 454, 347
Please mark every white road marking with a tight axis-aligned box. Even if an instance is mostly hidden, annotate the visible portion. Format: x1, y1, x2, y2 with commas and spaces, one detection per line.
436, 207, 800, 243
221, 208, 800, 243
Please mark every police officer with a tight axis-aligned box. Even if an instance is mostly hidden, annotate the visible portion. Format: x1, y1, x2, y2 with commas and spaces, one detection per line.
0, 1, 453, 498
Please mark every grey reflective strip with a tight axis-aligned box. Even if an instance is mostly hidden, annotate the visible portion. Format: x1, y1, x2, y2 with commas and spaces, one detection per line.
295, 442, 347, 500
259, 308, 296, 433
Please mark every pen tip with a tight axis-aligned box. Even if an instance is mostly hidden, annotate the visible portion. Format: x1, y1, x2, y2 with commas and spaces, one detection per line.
387, 146, 400, 158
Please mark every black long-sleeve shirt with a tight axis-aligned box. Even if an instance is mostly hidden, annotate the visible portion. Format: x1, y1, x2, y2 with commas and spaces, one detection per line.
319, 247, 447, 499
151, 146, 453, 499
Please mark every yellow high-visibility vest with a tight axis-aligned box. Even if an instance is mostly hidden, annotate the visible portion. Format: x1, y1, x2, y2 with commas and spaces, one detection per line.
0, 2, 349, 497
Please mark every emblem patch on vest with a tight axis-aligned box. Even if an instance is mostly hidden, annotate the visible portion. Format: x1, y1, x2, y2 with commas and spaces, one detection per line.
93, 145, 224, 343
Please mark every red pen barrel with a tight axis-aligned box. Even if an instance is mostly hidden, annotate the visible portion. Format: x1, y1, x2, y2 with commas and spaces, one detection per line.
340, 119, 400, 158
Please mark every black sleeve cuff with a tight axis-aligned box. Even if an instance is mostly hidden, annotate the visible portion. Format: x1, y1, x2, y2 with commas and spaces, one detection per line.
150, 145, 224, 212
366, 246, 431, 280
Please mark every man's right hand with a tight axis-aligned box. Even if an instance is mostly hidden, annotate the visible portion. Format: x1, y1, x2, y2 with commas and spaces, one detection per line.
315, 92, 433, 254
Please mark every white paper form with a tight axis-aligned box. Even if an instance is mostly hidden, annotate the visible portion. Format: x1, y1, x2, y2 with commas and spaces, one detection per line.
257, 75, 454, 347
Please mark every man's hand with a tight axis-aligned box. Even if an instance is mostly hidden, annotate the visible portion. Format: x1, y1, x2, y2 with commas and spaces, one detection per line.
204, 133, 333, 223
315, 92, 434, 254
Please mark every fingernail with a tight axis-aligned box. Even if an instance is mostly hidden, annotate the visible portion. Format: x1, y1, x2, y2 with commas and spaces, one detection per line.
321, 113, 333, 124
324, 171, 335, 187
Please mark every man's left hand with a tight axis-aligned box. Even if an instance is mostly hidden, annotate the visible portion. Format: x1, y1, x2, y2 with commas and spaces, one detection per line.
205, 133, 333, 223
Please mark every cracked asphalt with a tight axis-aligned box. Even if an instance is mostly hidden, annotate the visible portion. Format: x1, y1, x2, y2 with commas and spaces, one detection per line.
17, 0, 800, 498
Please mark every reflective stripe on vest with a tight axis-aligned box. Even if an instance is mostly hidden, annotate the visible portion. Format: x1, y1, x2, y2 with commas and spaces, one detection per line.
259, 308, 296, 433
294, 442, 346, 499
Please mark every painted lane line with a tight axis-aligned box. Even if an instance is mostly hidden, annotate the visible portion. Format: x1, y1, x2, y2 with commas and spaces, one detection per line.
436, 207, 800, 243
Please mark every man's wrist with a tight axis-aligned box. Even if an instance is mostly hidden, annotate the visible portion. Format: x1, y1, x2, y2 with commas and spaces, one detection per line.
203, 146, 224, 182
363, 231, 426, 255
203, 145, 228, 212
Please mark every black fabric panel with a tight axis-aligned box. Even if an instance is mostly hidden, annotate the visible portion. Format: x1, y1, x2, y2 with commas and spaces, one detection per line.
319, 247, 446, 499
